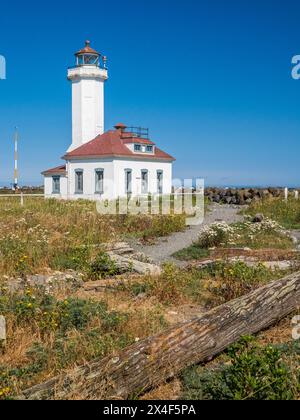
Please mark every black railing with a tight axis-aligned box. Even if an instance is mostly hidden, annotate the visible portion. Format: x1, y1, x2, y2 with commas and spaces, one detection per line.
125, 126, 149, 139
68, 63, 107, 70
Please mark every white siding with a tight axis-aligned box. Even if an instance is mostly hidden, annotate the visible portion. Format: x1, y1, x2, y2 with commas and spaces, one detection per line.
44, 158, 173, 201
113, 159, 172, 197
44, 175, 68, 199
68, 159, 115, 200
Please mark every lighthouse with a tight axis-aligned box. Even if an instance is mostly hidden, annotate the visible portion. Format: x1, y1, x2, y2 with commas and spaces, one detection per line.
43, 41, 174, 201
67, 40, 108, 151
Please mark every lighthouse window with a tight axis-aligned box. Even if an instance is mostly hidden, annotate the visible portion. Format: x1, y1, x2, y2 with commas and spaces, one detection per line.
84, 55, 99, 65
52, 176, 60, 194
95, 169, 104, 194
75, 170, 84, 194
146, 145, 153, 153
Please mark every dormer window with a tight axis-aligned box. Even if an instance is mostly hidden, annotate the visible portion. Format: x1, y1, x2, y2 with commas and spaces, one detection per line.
134, 144, 141, 152
146, 145, 153, 153
133, 144, 154, 153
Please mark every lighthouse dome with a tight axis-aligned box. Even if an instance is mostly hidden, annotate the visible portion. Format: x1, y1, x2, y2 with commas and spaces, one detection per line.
75, 40, 101, 66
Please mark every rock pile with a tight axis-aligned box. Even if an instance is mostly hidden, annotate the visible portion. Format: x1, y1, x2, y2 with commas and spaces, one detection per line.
204, 187, 299, 205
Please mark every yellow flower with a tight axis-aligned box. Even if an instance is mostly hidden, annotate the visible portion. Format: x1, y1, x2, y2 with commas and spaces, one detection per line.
27, 303, 32, 308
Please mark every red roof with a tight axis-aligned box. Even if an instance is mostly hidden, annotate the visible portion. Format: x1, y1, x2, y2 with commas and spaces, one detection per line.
63, 129, 175, 161
75, 40, 100, 56
41, 165, 66, 176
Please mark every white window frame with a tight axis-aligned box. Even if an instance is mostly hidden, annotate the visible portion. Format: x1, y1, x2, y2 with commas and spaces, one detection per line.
141, 169, 148, 194
125, 169, 132, 194
95, 168, 104, 194
157, 170, 163, 194
75, 169, 84, 194
52, 176, 60, 194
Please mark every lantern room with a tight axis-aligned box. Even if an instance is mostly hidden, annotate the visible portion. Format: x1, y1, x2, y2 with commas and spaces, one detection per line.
75, 40, 107, 68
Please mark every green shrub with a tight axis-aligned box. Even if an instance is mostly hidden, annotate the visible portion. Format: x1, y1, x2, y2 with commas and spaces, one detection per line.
197, 222, 235, 249
205, 261, 283, 303
182, 337, 299, 400
50, 246, 91, 271
173, 245, 210, 261
0, 288, 126, 333
86, 251, 121, 280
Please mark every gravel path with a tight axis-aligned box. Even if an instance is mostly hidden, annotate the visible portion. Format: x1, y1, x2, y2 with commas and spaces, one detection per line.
131, 204, 244, 264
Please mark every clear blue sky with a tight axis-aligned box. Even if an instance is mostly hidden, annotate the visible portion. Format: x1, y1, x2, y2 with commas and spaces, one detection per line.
1, 0, 300, 186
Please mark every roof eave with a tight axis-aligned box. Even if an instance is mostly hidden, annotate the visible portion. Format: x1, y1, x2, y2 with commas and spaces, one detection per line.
63, 154, 175, 162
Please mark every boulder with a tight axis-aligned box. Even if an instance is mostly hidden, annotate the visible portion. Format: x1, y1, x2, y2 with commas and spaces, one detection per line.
252, 213, 264, 223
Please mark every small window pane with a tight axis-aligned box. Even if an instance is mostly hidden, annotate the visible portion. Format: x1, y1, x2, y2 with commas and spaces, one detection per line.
125, 170, 132, 194
52, 176, 60, 194
75, 170, 83, 194
141, 170, 148, 194
134, 144, 141, 152
95, 170, 104, 193
146, 145, 153, 152
157, 171, 163, 194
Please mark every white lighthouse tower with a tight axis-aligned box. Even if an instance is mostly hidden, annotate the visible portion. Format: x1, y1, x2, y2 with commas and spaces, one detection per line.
67, 40, 108, 151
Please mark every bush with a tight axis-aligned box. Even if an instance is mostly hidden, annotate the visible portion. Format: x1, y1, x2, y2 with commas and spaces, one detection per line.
205, 261, 282, 303
145, 263, 186, 305
86, 251, 121, 280
182, 337, 299, 400
0, 288, 126, 333
197, 222, 236, 248
50, 246, 91, 271
194, 218, 293, 251
173, 245, 210, 261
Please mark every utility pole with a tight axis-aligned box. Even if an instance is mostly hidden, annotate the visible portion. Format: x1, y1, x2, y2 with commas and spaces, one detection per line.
13, 127, 19, 191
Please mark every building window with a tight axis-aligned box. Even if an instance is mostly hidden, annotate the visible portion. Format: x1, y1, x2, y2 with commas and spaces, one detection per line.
125, 169, 132, 194
75, 169, 83, 194
141, 170, 148, 194
146, 145, 153, 153
95, 169, 104, 194
134, 144, 141, 152
157, 170, 163, 194
52, 176, 60, 194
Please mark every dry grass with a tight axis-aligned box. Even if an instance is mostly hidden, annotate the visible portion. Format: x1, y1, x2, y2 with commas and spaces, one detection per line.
1, 197, 299, 399
245, 197, 300, 229
0, 197, 185, 278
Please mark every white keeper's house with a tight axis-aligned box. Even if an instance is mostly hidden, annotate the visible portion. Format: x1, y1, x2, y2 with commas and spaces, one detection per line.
42, 41, 175, 200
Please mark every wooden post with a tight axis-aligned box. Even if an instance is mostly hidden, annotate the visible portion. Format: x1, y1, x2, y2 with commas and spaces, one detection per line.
20, 192, 24, 206
0, 316, 6, 349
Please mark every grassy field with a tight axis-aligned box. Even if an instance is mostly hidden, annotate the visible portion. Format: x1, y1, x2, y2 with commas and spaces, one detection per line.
245, 197, 300, 229
0, 197, 186, 278
0, 196, 299, 400
0, 258, 293, 399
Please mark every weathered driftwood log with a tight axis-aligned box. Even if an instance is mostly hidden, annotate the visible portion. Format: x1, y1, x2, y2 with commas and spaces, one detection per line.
108, 252, 162, 276
19, 272, 300, 400
104, 242, 135, 255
